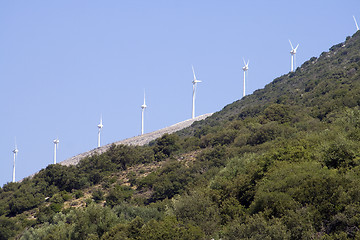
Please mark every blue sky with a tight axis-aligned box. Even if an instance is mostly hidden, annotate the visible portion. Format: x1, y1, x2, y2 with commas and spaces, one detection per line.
1, 0, 359, 186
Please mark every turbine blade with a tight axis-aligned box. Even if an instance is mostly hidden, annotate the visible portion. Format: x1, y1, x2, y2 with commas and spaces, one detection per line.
289, 39, 294, 49
295, 44, 299, 51
192, 65, 196, 80
354, 16, 360, 31
247, 60, 250, 67
243, 58, 246, 66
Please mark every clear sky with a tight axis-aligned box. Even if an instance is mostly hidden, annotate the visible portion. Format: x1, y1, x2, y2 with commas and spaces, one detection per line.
1, 0, 359, 186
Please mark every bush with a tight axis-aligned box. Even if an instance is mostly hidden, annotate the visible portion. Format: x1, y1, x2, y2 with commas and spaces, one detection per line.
106, 186, 133, 207
92, 189, 104, 203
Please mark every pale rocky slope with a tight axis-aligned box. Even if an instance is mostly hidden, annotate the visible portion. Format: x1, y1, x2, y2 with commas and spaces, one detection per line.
59, 113, 212, 166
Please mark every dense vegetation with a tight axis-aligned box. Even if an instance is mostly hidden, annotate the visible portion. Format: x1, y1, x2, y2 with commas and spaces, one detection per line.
1, 31, 360, 239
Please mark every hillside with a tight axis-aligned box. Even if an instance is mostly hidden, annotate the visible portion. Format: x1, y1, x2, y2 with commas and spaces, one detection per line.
181, 32, 360, 135
1, 32, 360, 240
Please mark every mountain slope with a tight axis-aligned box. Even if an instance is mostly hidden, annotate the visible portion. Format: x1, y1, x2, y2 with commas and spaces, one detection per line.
2, 32, 360, 240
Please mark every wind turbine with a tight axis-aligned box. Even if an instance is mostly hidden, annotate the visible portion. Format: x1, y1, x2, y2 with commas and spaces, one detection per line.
192, 65, 202, 119
53, 138, 59, 164
141, 90, 147, 135
97, 115, 103, 148
12, 140, 18, 183
353, 16, 359, 31
242, 59, 249, 98
289, 40, 299, 72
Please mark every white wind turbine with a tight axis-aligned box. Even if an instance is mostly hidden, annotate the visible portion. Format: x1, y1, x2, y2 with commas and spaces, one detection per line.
289, 40, 299, 72
192, 65, 202, 119
242, 59, 249, 98
353, 16, 359, 31
97, 115, 103, 148
53, 138, 59, 164
12, 139, 18, 183
141, 91, 147, 135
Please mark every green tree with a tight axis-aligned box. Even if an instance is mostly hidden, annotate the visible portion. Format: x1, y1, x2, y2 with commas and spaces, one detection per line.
153, 134, 180, 160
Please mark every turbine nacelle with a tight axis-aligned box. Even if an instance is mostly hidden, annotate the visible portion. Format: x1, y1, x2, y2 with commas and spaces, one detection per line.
192, 65, 202, 84
53, 139, 59, 144
289, 40, 299, 55
290, 47, 298, 55
242, 59, 249, 71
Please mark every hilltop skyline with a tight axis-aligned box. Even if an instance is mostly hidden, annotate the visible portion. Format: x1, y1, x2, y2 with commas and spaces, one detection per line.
1, 0, 360, 186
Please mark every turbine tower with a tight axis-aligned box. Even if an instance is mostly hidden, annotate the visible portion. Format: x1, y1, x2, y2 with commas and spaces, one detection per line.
192, 65, 202, 119
53, 138, 59, 164
354, 16, 359, 31
97, 116, 103, 148
12, 140, 18, 183
289, 40, 299, 72
242, 59, 249, 98
141, 91, 147, 135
